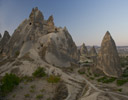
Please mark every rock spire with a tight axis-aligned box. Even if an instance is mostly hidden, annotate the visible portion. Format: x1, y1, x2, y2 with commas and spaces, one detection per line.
96, 31, 122, 77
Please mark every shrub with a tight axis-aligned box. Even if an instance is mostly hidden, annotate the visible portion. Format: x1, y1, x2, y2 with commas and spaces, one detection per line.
29, 89, 35, 93
12, 94, 16, 98
118, 88, 122, 92
47, 75, 60, 83
87, 68, 90, 72
85, 61, 89, 63
15, 51, 20, 57
122, 73, 128, 77
32, 67, 46, 77
21, 76, 33, 82
89, 72, 92, 75
0, 73, 20, 96
97, 76, 107, 82
36, 94, 43, 99
94, 73, 100, 77
20, 86, 23, 89
116, 79, 128, 86
90, 77, 94, 80
30, 85, 36, 89
47, 98, 51, 100
24, 94, 30, 98
78, 70, 85, 74
86, 74, 89, 77
40, 89, 45, 93
69, 68, 73, 71
97, 76, 116, 83
104, 77, 117, 83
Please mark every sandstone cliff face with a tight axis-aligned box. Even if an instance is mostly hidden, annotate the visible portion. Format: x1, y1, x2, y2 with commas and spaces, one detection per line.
2, 7, 79, 67
89, 46, 97, 57
0, 31, 10, 54
96, 31, 122, 77
80, 43, 88, 56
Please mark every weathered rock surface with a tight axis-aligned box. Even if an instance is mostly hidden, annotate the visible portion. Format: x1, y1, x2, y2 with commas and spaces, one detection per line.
47, 15, 54, 26
89, 46, 97, 57
96, 31, 122, 77
80, 43, 88, 56
39, 27, 79, 67
29, 7, 44, 26
2, 7, 79, 67
0, 31, 10, 54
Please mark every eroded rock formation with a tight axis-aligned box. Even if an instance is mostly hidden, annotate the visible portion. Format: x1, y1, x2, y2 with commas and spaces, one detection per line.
96, 31, 122, 77
0, 31, 10, 54
1, 7, 79, 67
89, 46, 97, 57
80, 43, 88, 56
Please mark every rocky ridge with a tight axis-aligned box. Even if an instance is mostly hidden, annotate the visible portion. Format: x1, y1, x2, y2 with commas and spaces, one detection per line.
0, 7, 79, 67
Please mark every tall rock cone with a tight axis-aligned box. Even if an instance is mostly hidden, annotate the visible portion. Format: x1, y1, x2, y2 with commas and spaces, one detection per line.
80, 43, 88, 56
0, 31, 10, 54
89, 46, 97, 57
47, 15, 54, 26
96, 31, 122, 77
46, 15, 55, 33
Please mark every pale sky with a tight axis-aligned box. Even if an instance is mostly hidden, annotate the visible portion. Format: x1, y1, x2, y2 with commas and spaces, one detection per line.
0, 0, 128, 46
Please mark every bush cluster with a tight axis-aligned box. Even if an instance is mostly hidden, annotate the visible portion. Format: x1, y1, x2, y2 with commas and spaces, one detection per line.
78, 70, 85, 74
94, 73, 100, 77
32, 67, 46, 77
21, 76, 34, 82
97, 76, 116, 83
36, 94, 43, 99
15, 51, 20, 57
118, 88, 122, 92
47, 75, 60, 83
116, 79, 128, 86
0, 73, 20, 96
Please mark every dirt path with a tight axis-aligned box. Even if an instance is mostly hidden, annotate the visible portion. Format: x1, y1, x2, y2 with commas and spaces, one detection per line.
79, 74, 128, 100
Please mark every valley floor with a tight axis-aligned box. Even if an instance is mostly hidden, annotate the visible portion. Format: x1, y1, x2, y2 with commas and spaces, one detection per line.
1, 62, 128, 100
